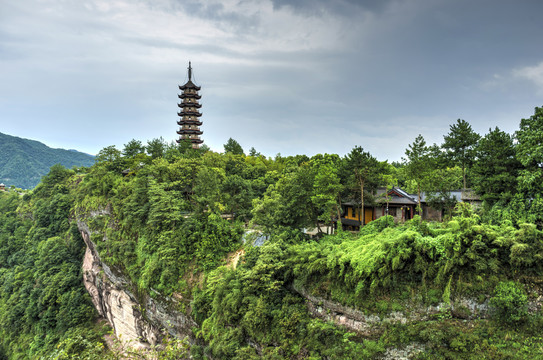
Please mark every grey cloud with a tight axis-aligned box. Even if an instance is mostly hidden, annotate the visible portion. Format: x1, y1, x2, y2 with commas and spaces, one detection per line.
172, 0, 260, 30
270, 0, 397, 16
2, 0, 543, 160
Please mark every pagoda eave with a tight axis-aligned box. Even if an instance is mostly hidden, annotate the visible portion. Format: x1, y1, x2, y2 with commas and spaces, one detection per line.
179, 84, 201, 91
177, 120, 202, 126
178, 103, 202, 109
176, 138, 204, 144
178, 94, 202, 100
177, 112, 202, 117
177, 130, 203, 135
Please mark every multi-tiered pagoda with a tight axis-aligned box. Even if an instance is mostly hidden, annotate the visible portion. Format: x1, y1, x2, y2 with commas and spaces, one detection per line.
177, 62, 203, 148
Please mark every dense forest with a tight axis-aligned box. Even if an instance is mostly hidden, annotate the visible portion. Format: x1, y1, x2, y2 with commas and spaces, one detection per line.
1, 106, 543, 359
0, 132, 95, 189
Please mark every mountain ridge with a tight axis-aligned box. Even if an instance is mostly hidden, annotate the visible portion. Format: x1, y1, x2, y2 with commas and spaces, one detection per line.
0, 132, 95, 188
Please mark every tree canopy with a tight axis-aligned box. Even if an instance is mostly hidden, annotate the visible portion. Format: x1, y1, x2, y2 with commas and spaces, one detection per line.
2, 105, 543, 359
442, 119, 480, 189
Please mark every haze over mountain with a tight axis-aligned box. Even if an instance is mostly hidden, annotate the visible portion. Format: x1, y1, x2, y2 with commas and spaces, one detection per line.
0, 132, 95, 189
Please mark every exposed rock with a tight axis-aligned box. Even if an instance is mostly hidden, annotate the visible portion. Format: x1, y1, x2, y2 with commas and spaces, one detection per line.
79, 219, 197, 349
294, 284, 490, 337
380, 343, 426, 360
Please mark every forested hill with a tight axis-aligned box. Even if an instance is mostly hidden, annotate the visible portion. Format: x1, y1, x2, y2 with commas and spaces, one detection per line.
1, 108, 543, 359
0, 132, 95, 189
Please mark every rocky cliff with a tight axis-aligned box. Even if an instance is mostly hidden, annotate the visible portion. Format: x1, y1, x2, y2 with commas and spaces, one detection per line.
78, 219, 197, 349
77, 211, 543, 357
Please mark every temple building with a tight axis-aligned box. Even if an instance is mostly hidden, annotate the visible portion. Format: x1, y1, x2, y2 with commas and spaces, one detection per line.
176, 62, 203, 148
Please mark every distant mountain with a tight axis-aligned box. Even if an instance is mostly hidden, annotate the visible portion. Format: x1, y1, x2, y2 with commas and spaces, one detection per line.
0, 132, 95, 189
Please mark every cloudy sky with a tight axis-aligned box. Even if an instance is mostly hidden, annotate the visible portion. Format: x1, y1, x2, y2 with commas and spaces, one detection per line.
2, 0, 543, 161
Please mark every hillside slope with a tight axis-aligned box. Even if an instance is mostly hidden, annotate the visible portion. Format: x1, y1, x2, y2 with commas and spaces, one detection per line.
2, 143, 543, 359
0, 132, 95, 188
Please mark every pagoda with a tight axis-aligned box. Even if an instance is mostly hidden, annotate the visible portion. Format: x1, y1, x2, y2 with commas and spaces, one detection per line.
176, 62, 203, 148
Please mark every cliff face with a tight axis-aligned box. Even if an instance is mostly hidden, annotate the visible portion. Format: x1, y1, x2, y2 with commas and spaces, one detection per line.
295, 284, 489, 337
78, 219, 197, 349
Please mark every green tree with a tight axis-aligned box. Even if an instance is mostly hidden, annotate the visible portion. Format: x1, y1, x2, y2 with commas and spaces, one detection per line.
33, 164, 74, 199
311, 157, 343, 231
403, 135, 432, 215
193, 167, 225, 214
221, 174, 253, 220
248, 147, 261, 157
424, 166, 462, 217
442, 119, 480, 189
516, 107, 543, 193
122, 139, 145, 158
379, 165, 398, 221
95, 145, 122, 171
147, 179, 185, 231
251, 165, 316, 233
343, 146, 381, 225
223, 138, 244, 156
173, 139, 204, 159
472, 127, 521, 205
146, 137, 166, 159
513, 107, 543, 225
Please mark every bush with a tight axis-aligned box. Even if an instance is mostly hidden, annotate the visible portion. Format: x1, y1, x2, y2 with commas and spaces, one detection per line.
489, 281, 528, 324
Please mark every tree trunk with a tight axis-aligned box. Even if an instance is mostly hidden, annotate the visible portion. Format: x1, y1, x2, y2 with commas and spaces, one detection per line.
360, 178, 365, 226
417, 183, 422, 222
337, 195, 342, 230
463, 165, 466, 190
336, 203, 342, 232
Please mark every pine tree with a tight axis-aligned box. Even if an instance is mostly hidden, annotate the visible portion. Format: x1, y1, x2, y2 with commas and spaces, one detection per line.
442, 119, 480, 189
472, 127, 521, 205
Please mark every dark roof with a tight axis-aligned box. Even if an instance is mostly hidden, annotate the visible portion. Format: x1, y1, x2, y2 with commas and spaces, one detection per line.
376, 186, 418, 205
179, 80, 201, 90
340, 218, 362, 226
376, 186, 481, 205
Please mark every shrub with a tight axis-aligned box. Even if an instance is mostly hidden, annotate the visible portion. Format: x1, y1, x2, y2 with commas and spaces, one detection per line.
489, 281, 528, 324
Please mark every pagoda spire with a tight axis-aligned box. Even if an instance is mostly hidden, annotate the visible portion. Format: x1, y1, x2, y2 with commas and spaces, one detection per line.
176, 62, 203, 148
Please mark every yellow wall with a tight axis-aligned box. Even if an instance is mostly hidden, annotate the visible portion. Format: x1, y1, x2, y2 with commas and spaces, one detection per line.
345, 206, 359, 220
344, 206, 374, 225
365, 208, 373, 224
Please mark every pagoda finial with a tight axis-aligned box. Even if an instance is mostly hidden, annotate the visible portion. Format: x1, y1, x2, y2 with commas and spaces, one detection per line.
188, 61, 192, 81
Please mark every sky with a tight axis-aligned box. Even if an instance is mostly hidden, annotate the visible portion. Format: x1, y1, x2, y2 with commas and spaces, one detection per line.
1, 0, 543, 161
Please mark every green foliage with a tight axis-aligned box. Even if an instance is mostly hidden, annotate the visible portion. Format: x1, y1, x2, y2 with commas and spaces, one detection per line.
403, 134, 433, 214
311, 156, 342, 224
251, 164, 316, 233
74, 150, 249, 295
192, 241, 384, 359
0, 168, 97, 358
489, 281, 528, 324
424, 166, 462, 216
287, 202, 543, 315
95, 145, 123, 172
5, 106, 543, 359
147, 137, 167, 159
442, 119, 480, 189
514, 106, 543, 225
472, 127, 521, 206
223, 137, 244, 156
122, 139, 146, 158
343, 146, 381, 223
